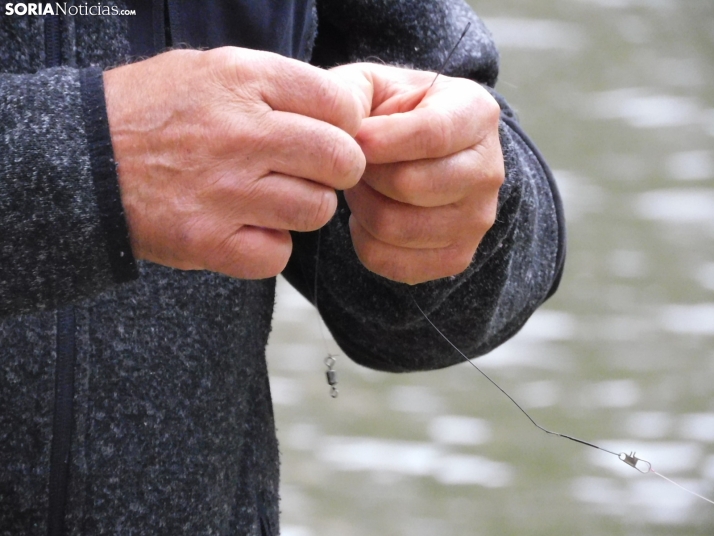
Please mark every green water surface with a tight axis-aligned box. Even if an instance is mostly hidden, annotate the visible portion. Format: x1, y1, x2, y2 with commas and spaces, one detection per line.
267, 1, 714, 534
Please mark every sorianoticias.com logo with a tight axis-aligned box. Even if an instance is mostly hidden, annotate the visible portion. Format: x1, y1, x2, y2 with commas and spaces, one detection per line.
4, 3, 136, 16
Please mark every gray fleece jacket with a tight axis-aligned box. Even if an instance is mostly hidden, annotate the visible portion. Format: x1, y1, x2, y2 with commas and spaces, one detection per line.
0, 1, 564, 535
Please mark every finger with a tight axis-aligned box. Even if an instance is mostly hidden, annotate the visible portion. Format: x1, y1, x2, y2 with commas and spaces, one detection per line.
345, 181, 494, 250
329, 63, 375, 121
203, 225, 293, 280
239, 50, 367, 136
357, 79, 501, 164
360, 148, 484, 208
349, 217, 476, 284
237, 173, 339, 232
260, 111, 366, 191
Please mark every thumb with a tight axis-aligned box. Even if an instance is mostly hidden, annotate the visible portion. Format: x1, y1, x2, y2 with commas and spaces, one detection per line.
329, 63, 374, 129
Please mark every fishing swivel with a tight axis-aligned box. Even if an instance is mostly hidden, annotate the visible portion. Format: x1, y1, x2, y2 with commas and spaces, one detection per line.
619, 452, 652, 474
324, 355, 338, 398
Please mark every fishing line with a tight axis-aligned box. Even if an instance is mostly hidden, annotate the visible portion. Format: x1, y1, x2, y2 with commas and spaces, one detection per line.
411, 295, 714, 506
411, 297, 619, 456
651, 471, 714, 506
312, 21, 473, 399
309, 20, 714, 507
415, 22, 714, 507
313, 228, 339, 398
430, 21, 472, 88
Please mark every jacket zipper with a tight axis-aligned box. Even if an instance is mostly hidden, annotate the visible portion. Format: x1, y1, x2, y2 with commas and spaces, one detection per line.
44, 14, 62, 68
47, 307, 77, 536
44, 13, 77, 536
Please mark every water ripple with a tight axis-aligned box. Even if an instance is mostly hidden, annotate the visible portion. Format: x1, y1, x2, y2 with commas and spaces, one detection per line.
483, 18, 586, 50
659, 304, 714, 335
316, 436, 514, 488
635, 188, 714, 224
586, 88, 701, 128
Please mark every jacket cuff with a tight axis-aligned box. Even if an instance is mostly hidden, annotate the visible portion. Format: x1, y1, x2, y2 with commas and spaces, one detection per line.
79, 67, 138, 283
500, 114, 565, 299
484, 85, 565, 300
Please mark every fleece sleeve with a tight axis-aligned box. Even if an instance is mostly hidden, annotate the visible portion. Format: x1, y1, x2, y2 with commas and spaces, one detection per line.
0, 66, 138, 318
281, 0, 565, 372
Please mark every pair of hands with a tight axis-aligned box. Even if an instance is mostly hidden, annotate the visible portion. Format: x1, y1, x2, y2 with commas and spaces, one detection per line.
103, 47, 504, 284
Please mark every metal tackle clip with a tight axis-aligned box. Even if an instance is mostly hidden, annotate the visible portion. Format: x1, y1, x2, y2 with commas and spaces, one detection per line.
324, 355, 338, 398
619, 452, 652, 474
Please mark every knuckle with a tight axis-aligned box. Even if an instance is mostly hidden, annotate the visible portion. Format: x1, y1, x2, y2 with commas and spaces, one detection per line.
469, 139, 505, 191
474, 163, 505, 212
484, 201, 499, 230
317, 76, 361, 135
317, 76, 343, 117
481, 93, 502, 126
463, 79, 500, 124
204, 47, 248, 83
203, 46, 234, 68
490, 161, 506, 189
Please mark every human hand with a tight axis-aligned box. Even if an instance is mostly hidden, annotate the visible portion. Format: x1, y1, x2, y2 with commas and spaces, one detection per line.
104, 48, 366, 279
331, 64, 504, 284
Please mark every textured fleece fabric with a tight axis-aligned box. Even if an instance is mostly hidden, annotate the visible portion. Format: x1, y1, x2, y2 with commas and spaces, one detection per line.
0, 1, 564, 535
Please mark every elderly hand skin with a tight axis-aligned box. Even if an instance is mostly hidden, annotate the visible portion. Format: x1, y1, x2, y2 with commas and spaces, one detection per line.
104, 49, 503, 285
104, 47, 366, 279
333, 63, 505, 285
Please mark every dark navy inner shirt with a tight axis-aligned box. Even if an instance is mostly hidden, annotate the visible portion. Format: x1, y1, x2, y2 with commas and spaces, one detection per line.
124, 0, 315, 60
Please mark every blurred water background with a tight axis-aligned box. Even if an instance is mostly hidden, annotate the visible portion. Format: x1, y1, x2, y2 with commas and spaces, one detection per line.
266, 1, 714, 534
